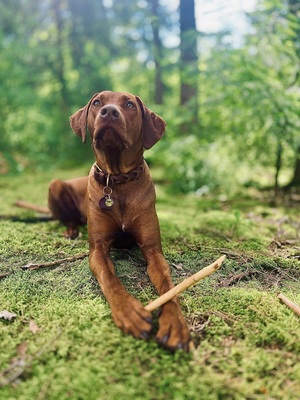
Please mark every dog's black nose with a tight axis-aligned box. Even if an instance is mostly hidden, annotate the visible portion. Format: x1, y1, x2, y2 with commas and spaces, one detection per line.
100, 105, 120, 120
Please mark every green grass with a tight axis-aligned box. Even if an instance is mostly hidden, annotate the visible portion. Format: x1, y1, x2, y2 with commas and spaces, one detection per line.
0, 168, 300, 399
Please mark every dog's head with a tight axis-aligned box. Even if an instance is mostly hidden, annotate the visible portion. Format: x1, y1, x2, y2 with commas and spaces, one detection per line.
70, 91, 166, 150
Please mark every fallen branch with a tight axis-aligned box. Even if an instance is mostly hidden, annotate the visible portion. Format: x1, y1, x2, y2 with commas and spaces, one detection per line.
21, 253, 89, 271
0, 272, 14, 280
14, 200, 50, 214
145, 255, 226, 312
277, 293, 300, 317
217, 270, 258, 287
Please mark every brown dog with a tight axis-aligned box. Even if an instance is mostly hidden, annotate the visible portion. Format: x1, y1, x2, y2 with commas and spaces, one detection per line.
51, 91, 190, 351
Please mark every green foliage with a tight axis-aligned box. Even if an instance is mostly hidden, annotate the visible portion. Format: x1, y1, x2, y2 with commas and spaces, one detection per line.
154, 0, 300, 192
157, 0, 300, 192
1, 0, 300, 191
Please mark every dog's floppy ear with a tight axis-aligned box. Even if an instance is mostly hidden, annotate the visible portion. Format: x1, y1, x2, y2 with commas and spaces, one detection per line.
69, 93, 99, 143
136, 96, 166, 149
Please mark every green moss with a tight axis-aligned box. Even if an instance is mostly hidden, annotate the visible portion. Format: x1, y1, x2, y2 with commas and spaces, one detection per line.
1, 169, 300, 399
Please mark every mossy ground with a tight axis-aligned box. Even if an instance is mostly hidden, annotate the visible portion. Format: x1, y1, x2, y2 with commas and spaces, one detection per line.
0, 167, 299, 399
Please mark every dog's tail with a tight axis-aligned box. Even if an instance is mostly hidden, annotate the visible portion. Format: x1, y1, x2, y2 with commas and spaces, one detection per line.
14, 200, 50, 214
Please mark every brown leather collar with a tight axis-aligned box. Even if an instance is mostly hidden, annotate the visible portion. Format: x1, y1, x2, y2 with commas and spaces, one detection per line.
93, 160, 144, 186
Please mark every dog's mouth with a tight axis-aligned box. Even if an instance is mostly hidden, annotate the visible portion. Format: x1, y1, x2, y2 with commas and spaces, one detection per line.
94, 127, 128, 150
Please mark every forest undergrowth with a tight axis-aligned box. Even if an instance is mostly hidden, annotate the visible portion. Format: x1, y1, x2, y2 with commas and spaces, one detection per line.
0, 167, 299, 400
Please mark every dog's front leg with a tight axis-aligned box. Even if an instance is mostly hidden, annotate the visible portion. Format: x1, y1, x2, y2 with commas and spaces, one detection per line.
135, 215, 191, 352
89, 243, 152, 339
145, 249, 191, 351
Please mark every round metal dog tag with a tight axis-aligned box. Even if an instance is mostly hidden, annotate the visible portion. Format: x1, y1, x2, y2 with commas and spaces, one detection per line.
105, 197, 114, 207
99, 196, 114, 210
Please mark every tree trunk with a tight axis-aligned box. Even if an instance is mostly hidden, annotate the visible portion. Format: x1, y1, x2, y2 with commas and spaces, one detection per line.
52, 0, 69, 111
291, 147, 300, 185
150, 0, 164, 104
288, 0, 300, 40
285, 0, 300, 188
285, 146, 300, 189
179, 0, 198, 120
275, 141, 283, 197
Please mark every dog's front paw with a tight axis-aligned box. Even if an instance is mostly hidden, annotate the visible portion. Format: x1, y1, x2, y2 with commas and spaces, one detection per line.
156, 301, 190, 352
111, 295, 152, 340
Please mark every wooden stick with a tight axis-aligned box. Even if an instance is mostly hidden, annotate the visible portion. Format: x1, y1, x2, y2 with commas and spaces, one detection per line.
145, 255, 226, 312
217, 269, 258, 287
21, 253, 89, 271
277, 293, 300, 317
14, 200, 50, 214
0, 272, 14, 280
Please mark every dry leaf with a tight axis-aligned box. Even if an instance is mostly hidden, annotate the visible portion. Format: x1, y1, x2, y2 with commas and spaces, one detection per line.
0, 310, 17, 321
29, 319, 41, 334
17, 342, 28, 358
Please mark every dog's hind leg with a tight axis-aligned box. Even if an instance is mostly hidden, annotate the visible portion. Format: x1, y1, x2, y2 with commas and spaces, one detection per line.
48, 179, 86, 238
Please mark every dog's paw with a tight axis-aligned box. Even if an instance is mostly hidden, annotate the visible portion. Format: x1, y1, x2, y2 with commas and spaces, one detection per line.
111, 295, 152, 340
64, 226, 79, 239
156, 301, 190, 352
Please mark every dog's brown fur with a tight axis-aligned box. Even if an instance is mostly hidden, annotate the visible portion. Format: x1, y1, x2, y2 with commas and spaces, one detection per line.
49, 91, 190, 351
48, 177, 88, 239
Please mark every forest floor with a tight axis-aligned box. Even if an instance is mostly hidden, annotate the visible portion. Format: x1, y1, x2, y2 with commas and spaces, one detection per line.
0, 166, 299, 400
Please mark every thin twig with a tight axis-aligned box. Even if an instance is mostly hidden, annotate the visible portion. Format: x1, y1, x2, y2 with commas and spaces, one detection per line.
0, 272, 14, 280
14, 200, 50, 214
21, 253, 89, 271
217, 270, 259, 287
278, 293, 300, 317
145, 255, 226, 312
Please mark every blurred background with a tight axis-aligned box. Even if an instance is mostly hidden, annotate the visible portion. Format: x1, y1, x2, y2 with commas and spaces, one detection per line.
0, 0, 299, 195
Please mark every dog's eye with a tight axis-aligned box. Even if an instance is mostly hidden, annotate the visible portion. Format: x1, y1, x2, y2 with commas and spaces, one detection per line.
93, 100, 101, 107
126, 101, 135, 109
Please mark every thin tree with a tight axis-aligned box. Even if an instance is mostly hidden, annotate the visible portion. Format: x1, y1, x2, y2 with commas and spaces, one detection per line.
285, 0, 300, 189
150, 0, 164, 104
52, 0, 69, 110
179, 0, 198, 120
